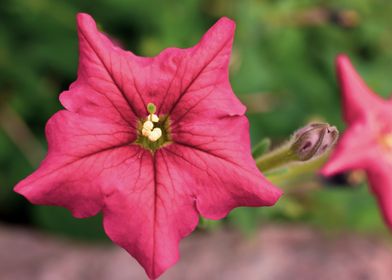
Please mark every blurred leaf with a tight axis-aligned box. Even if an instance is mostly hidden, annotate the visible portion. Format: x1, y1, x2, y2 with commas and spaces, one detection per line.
33, 206, 108, 241
252, 137, 271, 158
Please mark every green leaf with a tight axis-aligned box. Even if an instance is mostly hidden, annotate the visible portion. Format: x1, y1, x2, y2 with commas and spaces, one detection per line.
198, 217, 222, 231
252, 138, 271, 158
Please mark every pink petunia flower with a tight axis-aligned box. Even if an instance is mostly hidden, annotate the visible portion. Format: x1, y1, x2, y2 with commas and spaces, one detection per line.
322, 54, 392, 230
15, 13, 282, 279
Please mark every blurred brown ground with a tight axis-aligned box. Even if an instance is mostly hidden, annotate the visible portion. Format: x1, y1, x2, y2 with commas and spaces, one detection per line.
1, 224, 392, 280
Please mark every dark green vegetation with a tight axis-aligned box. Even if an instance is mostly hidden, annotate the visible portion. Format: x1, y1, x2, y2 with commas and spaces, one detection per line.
1, 0, 392, 240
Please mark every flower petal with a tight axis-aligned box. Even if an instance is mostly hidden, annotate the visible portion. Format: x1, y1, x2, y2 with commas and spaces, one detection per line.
367, 159, 392, 228
60, 13, 148, 123
15, 111, 136, 218
321, 122, 377, 176
336, 55, 384, 124
103, 150, 199, 279
152, 17, 244, 118
162, 143, 282, 219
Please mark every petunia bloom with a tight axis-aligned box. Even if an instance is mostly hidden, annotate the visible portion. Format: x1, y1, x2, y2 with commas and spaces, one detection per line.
321, 54, 392, 229
15, 13, 282, 279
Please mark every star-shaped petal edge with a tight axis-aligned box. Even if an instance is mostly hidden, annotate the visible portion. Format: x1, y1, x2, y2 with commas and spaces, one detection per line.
15, 13, 283, 279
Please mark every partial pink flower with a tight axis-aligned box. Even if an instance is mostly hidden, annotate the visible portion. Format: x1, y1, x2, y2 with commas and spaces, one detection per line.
15, 13, 282, 279
322, 54, 392, 229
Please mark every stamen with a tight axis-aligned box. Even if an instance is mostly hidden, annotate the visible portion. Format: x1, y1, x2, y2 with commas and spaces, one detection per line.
136, 103, 169, 151
143, 120, 154, 131
148, 128, 162, 142
142, 128, 151, 137
148, 114, 159, 123
141, 103, 163, 142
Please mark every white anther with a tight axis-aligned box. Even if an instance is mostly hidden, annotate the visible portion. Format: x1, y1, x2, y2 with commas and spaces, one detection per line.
142, 128, 151, 137
143, 120, 154, 130
148, 128, 162, 142
148, 114, 159, 123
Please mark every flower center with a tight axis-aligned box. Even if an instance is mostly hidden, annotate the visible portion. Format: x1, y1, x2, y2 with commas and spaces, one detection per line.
135, 103, 171, 152
379, 133, 392, 151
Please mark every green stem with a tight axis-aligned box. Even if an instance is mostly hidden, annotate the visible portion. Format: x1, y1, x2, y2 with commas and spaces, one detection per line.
256, 144, 298, 172
266, 154, 328, 186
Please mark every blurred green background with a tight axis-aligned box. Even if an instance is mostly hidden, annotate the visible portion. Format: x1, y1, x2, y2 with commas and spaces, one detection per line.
1, 0, 392, 241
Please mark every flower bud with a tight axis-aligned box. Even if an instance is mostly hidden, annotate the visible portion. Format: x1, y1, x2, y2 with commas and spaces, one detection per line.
291, 123, 339, 161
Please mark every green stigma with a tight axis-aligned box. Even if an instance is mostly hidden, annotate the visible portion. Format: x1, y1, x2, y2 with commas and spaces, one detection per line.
147, 103, 156, 114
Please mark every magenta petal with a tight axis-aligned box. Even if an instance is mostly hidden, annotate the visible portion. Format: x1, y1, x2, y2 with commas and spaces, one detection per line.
367, 159, 392, 228
320, 122, 376, 176
156, 17, 239, 117
171, 115, 281, 218
336, 54, 385, 124
162, 143, 281, 220
15, 111, 136, 218
103, 150, 199, 279
60, 13, 147, 121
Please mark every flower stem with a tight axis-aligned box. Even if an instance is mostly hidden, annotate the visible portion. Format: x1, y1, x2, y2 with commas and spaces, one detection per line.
256, 144, 298, 172
265, 154, 328, 187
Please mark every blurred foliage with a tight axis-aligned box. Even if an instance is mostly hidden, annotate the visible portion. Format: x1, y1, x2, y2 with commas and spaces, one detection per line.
1, 0, 392, 240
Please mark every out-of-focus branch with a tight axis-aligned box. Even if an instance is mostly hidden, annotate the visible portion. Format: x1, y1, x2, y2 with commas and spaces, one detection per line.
0, 104, 45, 166
239, 93, 278, 114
